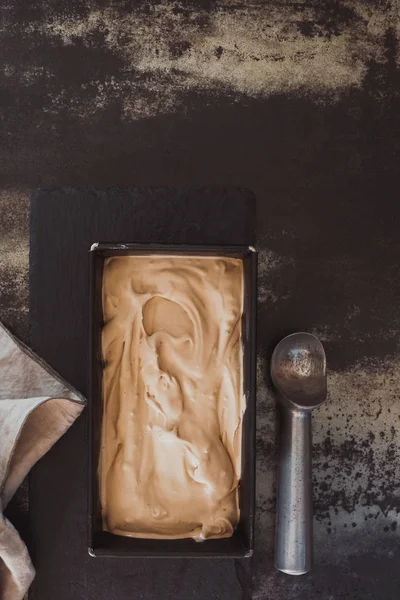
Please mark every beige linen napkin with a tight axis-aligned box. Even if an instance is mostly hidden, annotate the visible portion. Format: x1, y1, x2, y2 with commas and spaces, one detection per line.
0, 321, 85, 600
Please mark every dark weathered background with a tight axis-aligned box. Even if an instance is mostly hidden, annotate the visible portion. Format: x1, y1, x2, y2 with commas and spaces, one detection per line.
1, 1, 399, 598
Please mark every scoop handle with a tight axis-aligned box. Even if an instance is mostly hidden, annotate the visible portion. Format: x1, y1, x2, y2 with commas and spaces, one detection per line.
275, 406, 313, 575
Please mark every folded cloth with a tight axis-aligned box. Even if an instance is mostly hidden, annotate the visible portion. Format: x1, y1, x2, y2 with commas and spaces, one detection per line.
0, 321, 85, 600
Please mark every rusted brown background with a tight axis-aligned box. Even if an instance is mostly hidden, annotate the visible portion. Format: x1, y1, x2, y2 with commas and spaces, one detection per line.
1, 1, 399, 598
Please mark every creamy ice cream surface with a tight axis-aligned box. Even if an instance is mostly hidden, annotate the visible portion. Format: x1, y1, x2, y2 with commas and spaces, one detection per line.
100, 255, 245, 540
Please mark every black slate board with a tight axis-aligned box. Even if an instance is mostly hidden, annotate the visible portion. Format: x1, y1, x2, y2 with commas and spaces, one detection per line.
29, 187, 256, 600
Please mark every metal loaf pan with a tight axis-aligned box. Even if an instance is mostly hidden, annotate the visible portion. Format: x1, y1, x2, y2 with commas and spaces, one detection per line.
89, 243, 257, 557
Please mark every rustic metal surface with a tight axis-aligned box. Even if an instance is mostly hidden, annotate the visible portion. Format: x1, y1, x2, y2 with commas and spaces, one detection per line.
1, 1, 399, 599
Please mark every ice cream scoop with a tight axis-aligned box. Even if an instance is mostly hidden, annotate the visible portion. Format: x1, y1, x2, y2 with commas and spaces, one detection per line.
271, 332, 327, 575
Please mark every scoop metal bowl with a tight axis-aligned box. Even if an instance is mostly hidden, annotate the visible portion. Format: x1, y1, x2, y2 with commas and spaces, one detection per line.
271, 332, 327, 575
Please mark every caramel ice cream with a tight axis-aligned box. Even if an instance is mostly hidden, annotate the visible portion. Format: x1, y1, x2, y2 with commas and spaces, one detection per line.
99, 255, 245, 540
